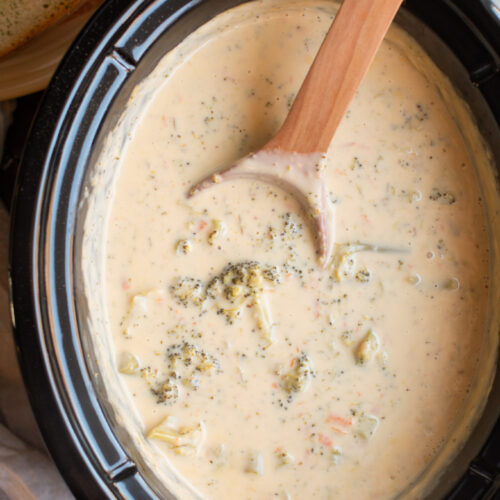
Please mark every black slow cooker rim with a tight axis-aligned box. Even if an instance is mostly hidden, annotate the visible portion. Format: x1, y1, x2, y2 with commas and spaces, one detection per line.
9, 1, 166, 497
7, 0, 500, 498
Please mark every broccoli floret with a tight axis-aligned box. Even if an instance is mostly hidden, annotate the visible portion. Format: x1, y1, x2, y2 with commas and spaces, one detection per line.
205, 262, 283, 344
118, 352, 141, 374
170, 261, 286, 345
253, 292, 275, 345
122, 289, 166, 337
140, 366, 159, 386
282, 353, 315, 395
208, 261, 281, 297
281, 212, 301, 239
275, 449, 295, 467
151, 378, 179, 405
148, 416, 206, 455
340, 330, 355, 347
208, 219, 227, 246
168, 342, 220, 373
170, 277, 205, 307
355, 268, 371, 283
163, 341, 220, 396
349, 405, 380, 440
429, 187, 456, 204
224, 283, 244, 302
355, 413, 379, 440
182, 376, 200, 390
262, 265, 282, 285
206, 276, 223, 300
217, 304, 243, 324
331, 446, 342, 465
349, 156, 363, 170
330, 242, 400, 282
245, 452, 264, 475
175, 239, 193, 255
207, 262, 283, 338
355, 329, 380, 365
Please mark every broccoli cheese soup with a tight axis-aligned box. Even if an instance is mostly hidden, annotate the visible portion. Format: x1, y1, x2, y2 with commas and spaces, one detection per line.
83, 1, 499, 498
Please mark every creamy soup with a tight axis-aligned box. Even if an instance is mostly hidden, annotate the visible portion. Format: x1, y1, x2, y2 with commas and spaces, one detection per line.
86, 1, 498, 499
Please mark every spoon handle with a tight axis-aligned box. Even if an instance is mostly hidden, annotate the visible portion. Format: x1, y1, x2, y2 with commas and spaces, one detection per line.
264, 0, 403, 155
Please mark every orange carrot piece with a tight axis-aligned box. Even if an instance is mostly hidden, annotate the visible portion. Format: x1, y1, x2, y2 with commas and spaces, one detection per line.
318, 433, 333, 447
325, 414, 352, 428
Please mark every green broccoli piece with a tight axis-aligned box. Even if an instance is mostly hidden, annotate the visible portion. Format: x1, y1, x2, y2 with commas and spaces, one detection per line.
170, 277, 205, 307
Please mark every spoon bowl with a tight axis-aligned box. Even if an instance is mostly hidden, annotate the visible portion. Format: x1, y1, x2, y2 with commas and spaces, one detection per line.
189, 0, 403, 266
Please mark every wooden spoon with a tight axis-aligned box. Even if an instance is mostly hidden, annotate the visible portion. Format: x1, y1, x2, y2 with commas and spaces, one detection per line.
189, 0, 403, 266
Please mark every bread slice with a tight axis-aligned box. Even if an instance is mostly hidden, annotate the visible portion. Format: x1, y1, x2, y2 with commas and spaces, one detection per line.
0, 0, 83, 57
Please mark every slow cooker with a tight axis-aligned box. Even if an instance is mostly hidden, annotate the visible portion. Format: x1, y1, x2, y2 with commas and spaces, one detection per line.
4, 0, 500, 498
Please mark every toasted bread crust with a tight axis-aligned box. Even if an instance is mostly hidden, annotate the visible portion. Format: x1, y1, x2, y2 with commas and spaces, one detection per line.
0, 0, 83, 57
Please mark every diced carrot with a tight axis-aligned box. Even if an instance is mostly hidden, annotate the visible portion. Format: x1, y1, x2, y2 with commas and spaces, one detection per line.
330, 426, 349, 435
326, 414, 352, 428
318, 434, 333, 447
